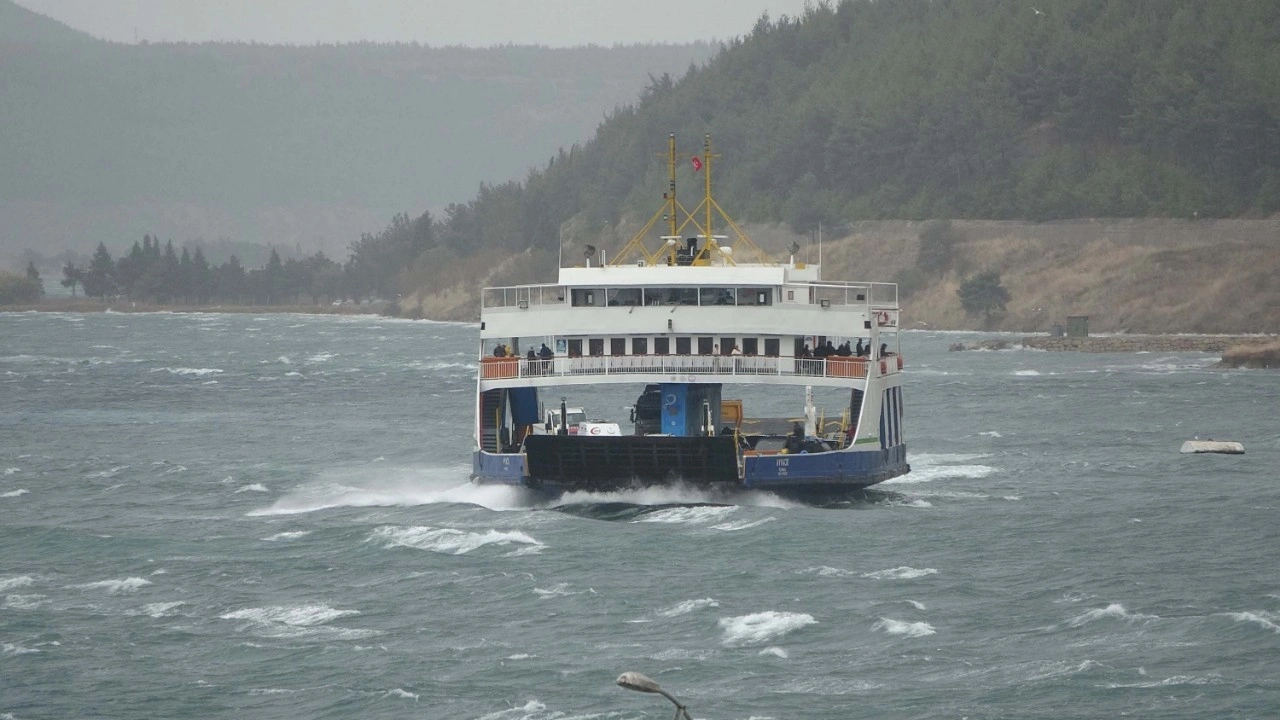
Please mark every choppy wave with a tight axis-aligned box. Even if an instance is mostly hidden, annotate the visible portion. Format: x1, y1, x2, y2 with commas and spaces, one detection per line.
1, 489, 28, 498
873, 618, 936, 637
799, 565, 857, 578
153, 367, 224, 377
862, 566, 938, 580
3, 467, 18, 475
710, 517, 777, 531
633, 505, 737, 524
532, 583, 577, 599
220, 604, 374, 639
130, 601, 185, 618
0, 576, 35, 591
1103, 674, 1224, 689
4, 594, 47, 609
235, 483, 269, 493
68, 577, 152, 594
247, 467, 537, 515
1066, 603, 1158, 628
262, 530, 312, 542
369, 525, 543, 555
759, 646, 789, 658
656, 598, 720, 617
1216, 611, 1280, 634
718, 611, 817, 646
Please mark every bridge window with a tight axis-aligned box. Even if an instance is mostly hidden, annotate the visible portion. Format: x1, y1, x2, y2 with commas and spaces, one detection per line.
571, 289, 598, 307
606, 288, 642, 306
700, 288, 734, 305
737, 288, 772, 306
633, 337, 648, 355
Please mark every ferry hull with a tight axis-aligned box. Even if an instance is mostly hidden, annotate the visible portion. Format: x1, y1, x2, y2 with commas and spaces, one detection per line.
471, 442, 908, 499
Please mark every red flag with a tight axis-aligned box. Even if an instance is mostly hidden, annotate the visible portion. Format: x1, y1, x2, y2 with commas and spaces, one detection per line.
690, 156, 702, 172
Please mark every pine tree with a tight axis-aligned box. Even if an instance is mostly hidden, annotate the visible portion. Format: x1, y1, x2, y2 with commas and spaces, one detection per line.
60, 262, 83, 297
83, 243, 117, 300
26, 261, 44, 297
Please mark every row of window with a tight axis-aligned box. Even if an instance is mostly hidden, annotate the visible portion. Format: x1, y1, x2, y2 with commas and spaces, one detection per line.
571, 287, 774, 307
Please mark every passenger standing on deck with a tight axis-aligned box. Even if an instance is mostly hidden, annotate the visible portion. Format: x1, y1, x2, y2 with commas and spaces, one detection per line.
526, 348, 537, 375
855, 338, 864, 356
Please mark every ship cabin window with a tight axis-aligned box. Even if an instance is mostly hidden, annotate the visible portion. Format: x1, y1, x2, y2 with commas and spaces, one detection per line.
787, 290, 795, 301
720, 337, 736, 355
662, 288, 698, 305
633, 337, 648, 355
568, 339, 583, 357
655, 337, 670, 355
765, 338, 780, 356
610, 338, 626, 355
675, 337, 692, 355
743, 337, 759, 356
589, 338, 605, 356
697, 337, 715, 355
737, 288, 772, 306
700, 287, 735, 306
570, 289, 599, 307
606, 288, 642, 306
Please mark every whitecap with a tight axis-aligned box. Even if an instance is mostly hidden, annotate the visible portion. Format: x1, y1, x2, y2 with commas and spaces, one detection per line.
710, 517, 777, 531
979, 431, 1003, 437
862, 566, 938, 580
384, 688, 419, 701
4, 594, 47, 609
1025, 659, 1103, 681
1014, 369, 1041, 376
634, 505, 737, 524
235, 484, 269, 493
905, 600, 926, 610
1103, 674, 1223, 689
0, 576, 35, 591
1067, 603, 1158, 628
369, 525, 543, 555
133, 601, 184, 618
3, 643, 41, 655
68, 577, 152, 594
656, 598, 720, 617
202, 380, 219, 385
872, 618, 936, 637
798, 566, 857, 578
154, 367, 223, 377
262, 530, 311, 542
759, 646, 789, 658
220, 604, 359, 626
505, 653, 535, 660
3, 467, 18, 475
533, 583, 577, 599
1217, 611, 1280, 634
276, 356, 292, 364
306, 352, 337, 364
474, 700, 546, 720
1, 489, 29, 498
285, 372, 305, 378
885, 463, 995, 484
718, 611, 816, 646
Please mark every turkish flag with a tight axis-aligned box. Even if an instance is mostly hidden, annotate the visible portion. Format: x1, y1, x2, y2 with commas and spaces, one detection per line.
690, 156, 703, 172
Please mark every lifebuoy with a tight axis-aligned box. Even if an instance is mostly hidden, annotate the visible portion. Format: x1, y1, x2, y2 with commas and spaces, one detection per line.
876, 311, 890, 326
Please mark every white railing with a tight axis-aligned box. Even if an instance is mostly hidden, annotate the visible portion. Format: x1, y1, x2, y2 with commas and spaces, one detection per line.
479, 354, 903, 381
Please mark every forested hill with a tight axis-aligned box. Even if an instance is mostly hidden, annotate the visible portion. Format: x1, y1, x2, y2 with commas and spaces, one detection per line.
362, 0, 1280, 317
0, 0, 715, 259
0, 1, 92, 43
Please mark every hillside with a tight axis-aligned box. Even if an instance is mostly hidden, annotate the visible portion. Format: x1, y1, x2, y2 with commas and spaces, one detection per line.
0, 0, 716, 260
362, 0, 1280, 331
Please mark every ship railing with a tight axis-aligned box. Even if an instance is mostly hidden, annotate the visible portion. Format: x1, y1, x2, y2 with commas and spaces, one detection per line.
479, 354, 902, 381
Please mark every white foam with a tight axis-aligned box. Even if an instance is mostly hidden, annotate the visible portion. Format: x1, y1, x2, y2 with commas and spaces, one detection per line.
262, 530, 311, 542
276, 356, 292, 364
980, 431, 1003, 437
759, 646, 789, 658
532, 583, 577, 599
4, 594, 47, 609
221, 604, 359, 626
656, 598, 720, 617
862, 566, 938, 580
306, 352, 338, 364
370, 525, 544, 556
1, 489, 28, 498
247, 467, 538, 515
873, 618, 936, 637
505, 653, 536, 660
3, 467, 18, 475
474, 700, 545, 720
1014, 369, 1042, 376
134, 601, 184, 618
384, 688, 419, 701
634, 505, 738, 524
710, 517, 777, 532
718, 611, 816, 646
285, 371, 305, 378
235, 484, 269, 493
3, 643, 41, 656
905, 600, 926, 610
154, 367, 223, 377
0, 576, 35, 591
1104, 674, 1223, 689
68, 577, 152, 594
1067, 603, 1158, 628
1026, 659, 1103, 681
798, 565, 857, 578
885, 463, 995, 484
1217, 611, 1280, 633
558, 485, 800, 509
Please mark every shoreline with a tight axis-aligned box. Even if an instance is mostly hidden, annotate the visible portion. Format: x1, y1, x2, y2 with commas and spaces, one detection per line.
1021, 334, 1278, 353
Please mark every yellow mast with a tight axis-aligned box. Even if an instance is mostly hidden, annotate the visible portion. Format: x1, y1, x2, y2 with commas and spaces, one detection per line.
703, 133, 714, 253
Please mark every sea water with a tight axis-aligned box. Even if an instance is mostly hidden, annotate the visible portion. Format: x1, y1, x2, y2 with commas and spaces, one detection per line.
1, 311, 1277, 719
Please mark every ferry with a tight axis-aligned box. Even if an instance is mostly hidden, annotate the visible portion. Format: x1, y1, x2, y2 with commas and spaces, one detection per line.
472, 135, 908, 499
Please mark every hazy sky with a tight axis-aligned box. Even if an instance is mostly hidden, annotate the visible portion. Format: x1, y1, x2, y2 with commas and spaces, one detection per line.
19, 0, 817, 46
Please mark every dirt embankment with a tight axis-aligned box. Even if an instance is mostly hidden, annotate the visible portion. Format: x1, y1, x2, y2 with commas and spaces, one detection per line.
403, 216, 1280, 334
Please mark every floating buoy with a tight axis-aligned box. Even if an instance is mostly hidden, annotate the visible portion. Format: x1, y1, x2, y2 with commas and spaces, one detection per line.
1180, 440, 1244, 455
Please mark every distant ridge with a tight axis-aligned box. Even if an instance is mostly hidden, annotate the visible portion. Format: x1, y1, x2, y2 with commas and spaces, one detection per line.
0, 1, 97, 43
